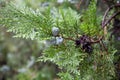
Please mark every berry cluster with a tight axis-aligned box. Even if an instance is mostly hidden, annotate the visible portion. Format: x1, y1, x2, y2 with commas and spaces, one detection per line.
51, 27, 63, 45
43, 27, 63, 47
51, 27, 94, 53
75, 35, 93, 53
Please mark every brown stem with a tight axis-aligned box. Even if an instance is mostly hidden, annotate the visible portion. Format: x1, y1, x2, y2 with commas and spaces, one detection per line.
63, 35, 103, 44
62, 37, 75, 41
102, 6, 112, 26
90, 36, 103, 44
90, 36, 108, 54
102, 4, 120, 27
102, 11, 120, 28
99, 42, 103, 52
101, 40, 108, 54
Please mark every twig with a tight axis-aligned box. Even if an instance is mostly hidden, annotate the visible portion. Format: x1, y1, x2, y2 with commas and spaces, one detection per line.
60, 30, 76, 41
102, 11, 120, 28
99, 42, 104, 52
90, 36, 103, 44
90, 36, 108, 54
100, 40, 108, 54
102, 6, 112, 26
63, 35, 103, 43
62, 37, 75, 41
102, 4, 120, 28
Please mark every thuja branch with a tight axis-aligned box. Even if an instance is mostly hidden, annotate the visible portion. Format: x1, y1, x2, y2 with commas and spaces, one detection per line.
63, 35, 103, 44
63, 34, 105, 54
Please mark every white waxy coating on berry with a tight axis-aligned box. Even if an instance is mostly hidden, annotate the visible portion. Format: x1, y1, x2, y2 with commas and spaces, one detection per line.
52, 27, 59, 36
117, 1, 120, 3
56, 36, 63, 45
43, 36, 63, 47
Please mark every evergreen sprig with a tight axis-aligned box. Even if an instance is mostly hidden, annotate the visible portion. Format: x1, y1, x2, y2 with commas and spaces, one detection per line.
0, 3, 53, 40
80, 0, 99, 36
0, 0, 117, 80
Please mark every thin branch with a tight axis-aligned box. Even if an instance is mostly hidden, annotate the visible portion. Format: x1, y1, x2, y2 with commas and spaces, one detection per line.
63, 37, 75, 41
102, 6, 112, 26
100, 40, 108, 54
90, 36, 108, 54
102, 4, 120, 27
90, 36, 103, 44
63, 35, 103, 44
102, 11, 120, 28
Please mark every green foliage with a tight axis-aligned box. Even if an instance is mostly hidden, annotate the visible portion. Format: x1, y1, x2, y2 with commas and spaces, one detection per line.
51, 7, 81, 37
34, 66, 55, 80
0, 0, 117, 80
80, 0, 99, 36
16, 73, 31, 80
0, 2, 81, 40
0, 3, 53, 40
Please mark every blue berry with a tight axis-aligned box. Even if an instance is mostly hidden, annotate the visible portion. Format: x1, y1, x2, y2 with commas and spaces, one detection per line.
55, 36, 63, 45
52, 27, 59, 36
